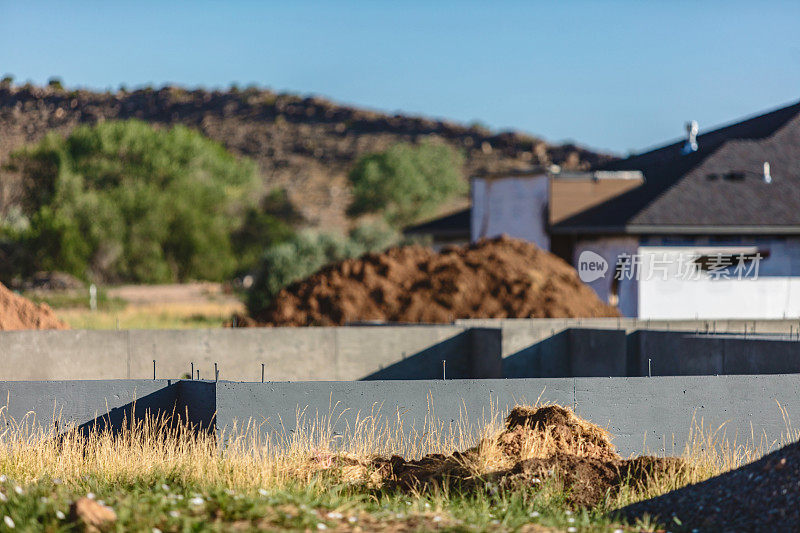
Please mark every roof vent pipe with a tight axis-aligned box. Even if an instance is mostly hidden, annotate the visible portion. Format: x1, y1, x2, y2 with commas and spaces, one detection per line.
682, 120, 699, 154
764, 161, 772, 183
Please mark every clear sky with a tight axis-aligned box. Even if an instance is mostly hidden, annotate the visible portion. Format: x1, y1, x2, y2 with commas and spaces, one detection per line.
2, 1, 799, 154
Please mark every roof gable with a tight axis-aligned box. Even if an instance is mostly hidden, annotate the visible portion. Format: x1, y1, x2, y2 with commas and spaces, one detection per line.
552, 100, 800, 234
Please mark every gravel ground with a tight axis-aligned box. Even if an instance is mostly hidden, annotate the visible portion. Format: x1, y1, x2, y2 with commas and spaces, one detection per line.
619, 440, 800, 532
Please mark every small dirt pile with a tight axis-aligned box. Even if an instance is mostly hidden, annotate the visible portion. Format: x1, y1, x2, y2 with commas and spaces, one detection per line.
0, 281, 68, 330
621, 439, 800, 531
249, 236, 619, 326
310, 405, 683, 508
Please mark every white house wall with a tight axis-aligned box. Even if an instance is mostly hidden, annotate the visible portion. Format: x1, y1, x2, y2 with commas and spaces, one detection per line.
572, 237, 640, 317
637, 238, 800, 319
471, 176, 549, 249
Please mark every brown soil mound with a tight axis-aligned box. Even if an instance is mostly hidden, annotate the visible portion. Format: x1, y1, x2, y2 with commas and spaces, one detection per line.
312, 404, 683, 508
499, 405, 618, 461
0, 282, 68, 330
250, 236, 619, 326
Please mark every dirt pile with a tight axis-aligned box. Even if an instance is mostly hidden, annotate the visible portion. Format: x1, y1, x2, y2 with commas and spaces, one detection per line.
249, 236, 620, 326
312, 405, 684, 508
0, 281, 68, 330
621, 439, 800, 531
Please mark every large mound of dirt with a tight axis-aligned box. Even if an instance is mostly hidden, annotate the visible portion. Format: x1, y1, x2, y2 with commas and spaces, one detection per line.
0, 282, 68, 330
621, 439, 800, 531
310, 405, 684, 508
250, 236, 619, 326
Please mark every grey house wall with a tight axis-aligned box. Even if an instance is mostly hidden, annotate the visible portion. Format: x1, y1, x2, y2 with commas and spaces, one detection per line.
2, 376, 799, 458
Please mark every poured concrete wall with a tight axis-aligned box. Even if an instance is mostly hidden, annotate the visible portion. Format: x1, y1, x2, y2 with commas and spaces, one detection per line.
0, 326, 477, 381
629, 331, 800, 376
3, 319, 800, 381
457, 317, 800, 354
0, 379, 180, 432
2, 376, 799, 457
501, 328, 627, 378
215, 375, 800, 456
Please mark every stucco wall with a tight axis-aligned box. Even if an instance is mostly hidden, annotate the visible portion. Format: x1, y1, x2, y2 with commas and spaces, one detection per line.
571, 236, 640, 316
471, 175, 549, 248
637, 238, 800, 319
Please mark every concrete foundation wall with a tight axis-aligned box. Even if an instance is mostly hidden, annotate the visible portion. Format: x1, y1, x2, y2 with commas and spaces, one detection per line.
3, 319, 800, 381
0, 380, 180, 432
0, 326, 476, 381
216, 375, 800, 456
630, 331, 800, 376
3, 376, 798, 457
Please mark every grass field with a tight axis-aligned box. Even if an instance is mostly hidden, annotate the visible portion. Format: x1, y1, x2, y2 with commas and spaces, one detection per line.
0, 402, 789, 532
53, 301, 242, 329
24, 284, 243, 329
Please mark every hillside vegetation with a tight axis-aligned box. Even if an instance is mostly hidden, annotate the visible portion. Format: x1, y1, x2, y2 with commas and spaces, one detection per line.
0, 81, 612, 230
3, 120, 269, 283
0, 81, 613, 289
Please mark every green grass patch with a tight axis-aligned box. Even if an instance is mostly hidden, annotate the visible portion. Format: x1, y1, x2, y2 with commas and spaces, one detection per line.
0, 476, 645, 532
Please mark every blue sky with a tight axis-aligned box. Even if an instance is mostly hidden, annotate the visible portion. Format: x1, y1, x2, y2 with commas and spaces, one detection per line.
2, 1, 799, 154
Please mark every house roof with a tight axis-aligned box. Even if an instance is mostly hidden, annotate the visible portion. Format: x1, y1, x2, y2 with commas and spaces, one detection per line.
404, 208, 471, 238
551, 100, 800, 234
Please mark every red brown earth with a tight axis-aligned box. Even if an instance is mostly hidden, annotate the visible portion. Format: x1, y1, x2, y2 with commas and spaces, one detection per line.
247, 236, 620, 326
310, 405, 684, 509
0, 82, 613, 230
0, 281, 68, 330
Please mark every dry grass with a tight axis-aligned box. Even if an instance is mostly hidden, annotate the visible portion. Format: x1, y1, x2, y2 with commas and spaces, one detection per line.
0, 397, 494, 490
1, 399, 793, 497
609, 401, 800, 508
55, 301, 242, 329
0, 400, 796, 530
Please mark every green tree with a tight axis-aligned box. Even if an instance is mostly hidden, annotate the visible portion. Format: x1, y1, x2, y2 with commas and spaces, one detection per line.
6, 119, 260, 283
347, 142, 465, 226
230, 188, 300, 275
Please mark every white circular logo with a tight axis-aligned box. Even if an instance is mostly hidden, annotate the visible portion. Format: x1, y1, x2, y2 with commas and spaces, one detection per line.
577, 250, 608, 283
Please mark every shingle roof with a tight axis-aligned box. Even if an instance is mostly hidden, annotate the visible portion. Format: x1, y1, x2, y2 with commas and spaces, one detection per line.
551, 100, 800, 234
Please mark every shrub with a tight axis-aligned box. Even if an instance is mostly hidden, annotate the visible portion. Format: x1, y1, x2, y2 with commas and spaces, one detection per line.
230, 189, 300, 275
47, 77, 64, 90
5, 120, 260, 283
245, 222, 399, 316
347, 142, 466, 226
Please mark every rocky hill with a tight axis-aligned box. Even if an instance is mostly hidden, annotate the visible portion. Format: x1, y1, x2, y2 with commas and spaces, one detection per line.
0, 82, 613, 228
